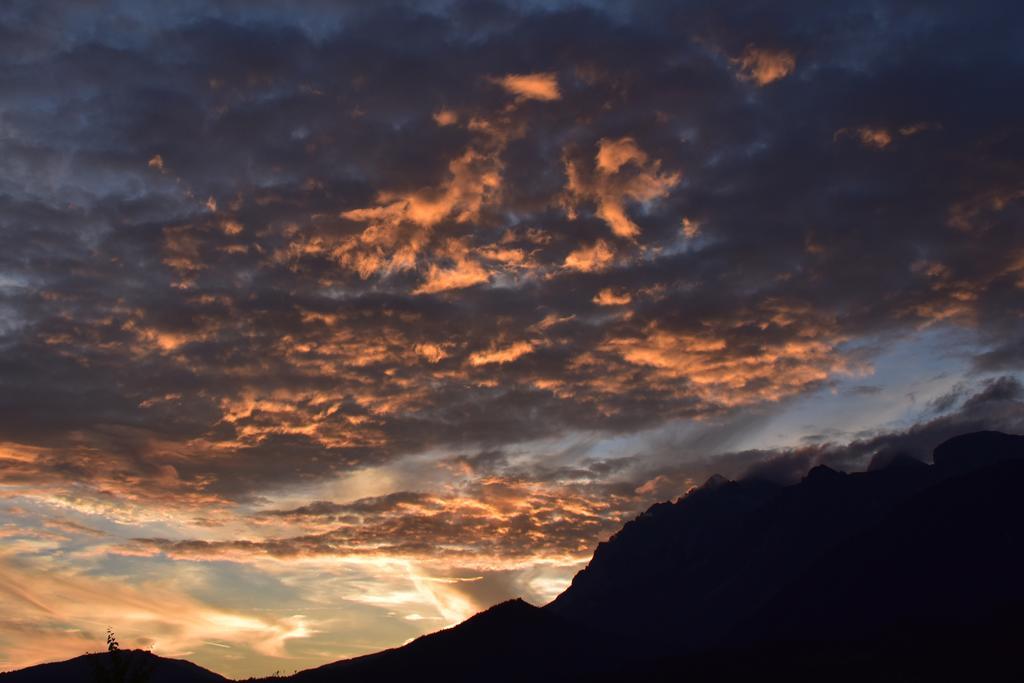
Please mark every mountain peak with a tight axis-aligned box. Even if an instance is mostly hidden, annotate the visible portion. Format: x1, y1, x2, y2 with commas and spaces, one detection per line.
868, 450, 928, 471
699, 473, 732, 490
932, 431, 1024, 476
803, 463, 844, 483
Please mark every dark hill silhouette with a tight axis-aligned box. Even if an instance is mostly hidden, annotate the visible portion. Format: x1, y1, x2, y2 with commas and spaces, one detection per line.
5, 431, 1023, 682
0, 650, 227, 683
288, 598, 618, 683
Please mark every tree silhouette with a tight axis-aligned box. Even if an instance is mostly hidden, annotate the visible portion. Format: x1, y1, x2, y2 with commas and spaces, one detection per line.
90, 628, 154, 683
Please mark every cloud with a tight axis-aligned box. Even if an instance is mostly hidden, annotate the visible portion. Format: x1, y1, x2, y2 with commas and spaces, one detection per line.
433, 109, 458, 126
834, 125, 894, 149
469, 341, 536, 366
563, 239, 617, 272
731, 45, 796, 85
337, 145, 505, 279
598, 314, 854, 408
593, 288, 631, 306
681, 217, 700, 239
495, 73, 561, 101
834, 122, 942, 149
130, 473, 641, 569
563, 137, 681, 239
414, 244, 492, 294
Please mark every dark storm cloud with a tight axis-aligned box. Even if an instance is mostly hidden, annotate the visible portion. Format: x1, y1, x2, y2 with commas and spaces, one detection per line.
0, 0, 1022, 508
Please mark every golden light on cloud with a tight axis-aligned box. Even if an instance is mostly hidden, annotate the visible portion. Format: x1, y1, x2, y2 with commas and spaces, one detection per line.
593, 288, 632, 306
600, 319, 855, 407
415, 259, 491, 294
414, 238, 493, 294
415, 343, 449, 363
468, 340, 535, 366
595, 137, 647, 174
563, 137, 681, 239
732, 45, 796, 85
433, 109, 458, 126
334, 124, 511, 283
564, 239, 616, 272
496, 72, 561, 101
835, 121, 941, 149
221, 219, 243, 235
682, 217, 700, 239
834, 125, 893, 149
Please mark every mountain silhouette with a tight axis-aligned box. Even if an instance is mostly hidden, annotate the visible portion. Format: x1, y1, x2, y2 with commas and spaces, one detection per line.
0, 650, 227, 683
555, 431, 1024, 633
287, 598, 616, 683
4, 430, 1023, 682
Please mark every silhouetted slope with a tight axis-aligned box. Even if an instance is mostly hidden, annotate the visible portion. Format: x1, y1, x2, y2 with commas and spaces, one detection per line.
548, 455, 942, 651
0, 650, 227, 683
548, 475, 786, 650
548, 431, 1024, 657
288, 599, 615, 683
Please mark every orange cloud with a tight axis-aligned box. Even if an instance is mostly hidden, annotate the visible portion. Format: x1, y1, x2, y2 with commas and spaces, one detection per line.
835, 121, 941, 150
600, 318, 854, 407
335, 121, 510, 285
595, 137, 647, 174
415, 259, 491, 294
413, 238, 493, 294
947, 185, 1024, 232
563, 137, 681, 239
495, 73, 561, 101
681, 217, 700, 239
433, 109, 458, 126
564, 239, 616, 272
161, 225, 205, 288
834, 126, 893, 149
592, 288, 632, 306
129, 470, 657, 571
732, 45, 796, 85
468, 341, 535, 366
415, 343, 450, 363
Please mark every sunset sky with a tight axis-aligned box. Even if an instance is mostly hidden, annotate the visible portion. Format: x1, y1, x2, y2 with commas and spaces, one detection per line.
1, 0, 1023, 678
